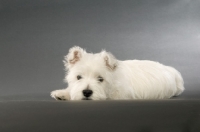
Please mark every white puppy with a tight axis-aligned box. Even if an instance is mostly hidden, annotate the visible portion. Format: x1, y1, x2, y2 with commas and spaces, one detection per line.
51, 46, 184, 100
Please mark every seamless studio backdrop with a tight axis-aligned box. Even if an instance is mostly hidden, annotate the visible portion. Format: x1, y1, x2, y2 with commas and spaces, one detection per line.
0, 0, 200, 100
1, 1, 200, 132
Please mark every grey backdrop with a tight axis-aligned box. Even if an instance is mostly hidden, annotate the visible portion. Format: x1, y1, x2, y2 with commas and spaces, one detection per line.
0, 0, 200, 99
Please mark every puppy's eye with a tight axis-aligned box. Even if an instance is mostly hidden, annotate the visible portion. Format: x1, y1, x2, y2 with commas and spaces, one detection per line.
77, 75, 82, 80
98, 76, 104, 82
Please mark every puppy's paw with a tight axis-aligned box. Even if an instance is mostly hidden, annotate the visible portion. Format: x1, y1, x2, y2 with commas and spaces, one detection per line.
51, 90, 69, 101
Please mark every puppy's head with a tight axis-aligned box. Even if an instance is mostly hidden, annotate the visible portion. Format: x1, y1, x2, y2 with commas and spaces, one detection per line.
63, 46, 118, 100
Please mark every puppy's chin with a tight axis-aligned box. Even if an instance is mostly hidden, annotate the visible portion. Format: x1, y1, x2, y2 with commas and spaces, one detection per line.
82, 97, 92, 100
81, 97, 107, 100
71, 95, 93, 100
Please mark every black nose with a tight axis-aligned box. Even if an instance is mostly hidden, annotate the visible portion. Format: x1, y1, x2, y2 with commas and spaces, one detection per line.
82, 90, 93, 97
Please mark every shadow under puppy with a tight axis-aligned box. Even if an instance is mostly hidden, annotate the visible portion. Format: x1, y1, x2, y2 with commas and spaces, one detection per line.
51, 46, 184, 100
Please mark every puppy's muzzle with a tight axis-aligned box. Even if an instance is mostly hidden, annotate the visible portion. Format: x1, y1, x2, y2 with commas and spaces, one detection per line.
82, 89, 93, 98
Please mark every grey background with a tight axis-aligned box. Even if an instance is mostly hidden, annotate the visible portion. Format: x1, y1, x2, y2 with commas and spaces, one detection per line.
0, 0, 200, 99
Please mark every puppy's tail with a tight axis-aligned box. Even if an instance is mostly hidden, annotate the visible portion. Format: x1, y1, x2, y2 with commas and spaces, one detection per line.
174, 70, 185, 96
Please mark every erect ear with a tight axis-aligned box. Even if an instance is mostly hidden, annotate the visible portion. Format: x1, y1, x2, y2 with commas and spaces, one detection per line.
64, 46, 86, 69
101, 50, 118, 71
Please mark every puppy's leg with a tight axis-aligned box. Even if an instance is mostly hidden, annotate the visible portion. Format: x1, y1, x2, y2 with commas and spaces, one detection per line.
51, 88, 70, 100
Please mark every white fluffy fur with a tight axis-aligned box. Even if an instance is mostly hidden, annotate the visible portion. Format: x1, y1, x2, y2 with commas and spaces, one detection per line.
51, 46, 184, 100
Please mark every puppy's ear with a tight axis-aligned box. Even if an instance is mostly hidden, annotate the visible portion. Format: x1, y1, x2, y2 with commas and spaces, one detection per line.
101, 50, 118, 71
64, 46, 86, 69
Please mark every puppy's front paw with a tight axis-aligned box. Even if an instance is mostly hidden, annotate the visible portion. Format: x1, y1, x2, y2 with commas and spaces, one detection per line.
51, 90, 69, 101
